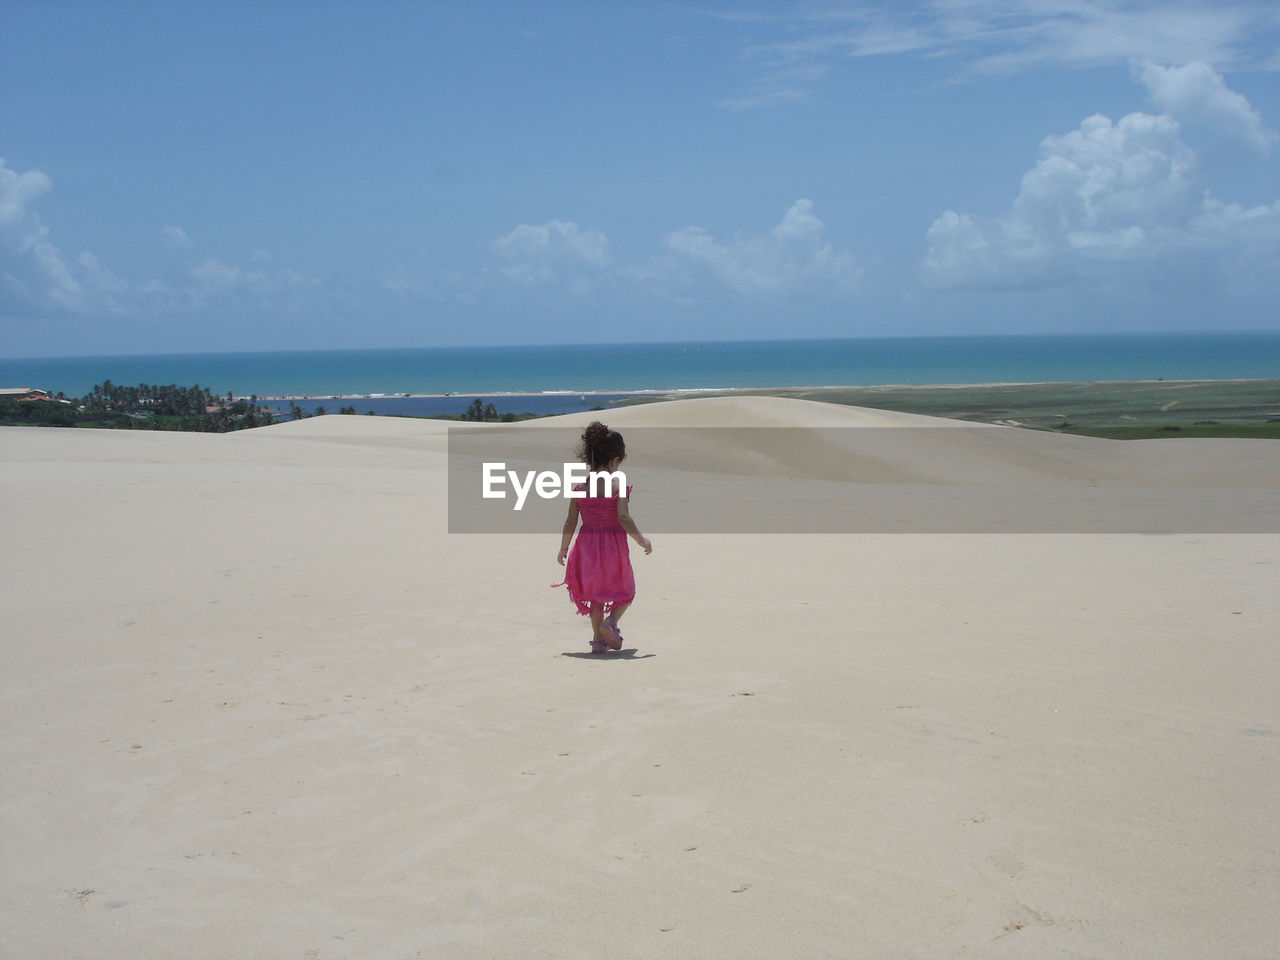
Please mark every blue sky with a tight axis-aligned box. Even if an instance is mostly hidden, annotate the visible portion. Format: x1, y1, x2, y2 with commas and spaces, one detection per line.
2, 0, 1278, 357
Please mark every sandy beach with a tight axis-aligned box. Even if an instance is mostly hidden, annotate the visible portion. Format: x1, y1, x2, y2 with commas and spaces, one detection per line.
3, 396, 1278, 959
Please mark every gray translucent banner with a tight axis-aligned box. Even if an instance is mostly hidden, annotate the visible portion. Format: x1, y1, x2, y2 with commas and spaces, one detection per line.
447, 426, 1280, 534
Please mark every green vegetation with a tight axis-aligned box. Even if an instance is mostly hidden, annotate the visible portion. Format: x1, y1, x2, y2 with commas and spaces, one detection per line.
273, 396, 540, 423
284, 402, 337, 420
0, 395, 78, 427
0, 381, 277, 432
1058, 421, 1280, 440
452, 398, 537, 422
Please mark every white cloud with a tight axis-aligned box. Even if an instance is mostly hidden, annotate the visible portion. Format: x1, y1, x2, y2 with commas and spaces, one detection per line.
1192, 196, 1280, 296
717, 62, 831, 112
381, 253, 478, 305
1135, 61, 1273, 152
0, 162, 52, 225
77, 252, 128, 302
188, 257, 243, 298
1193, 195, 1280, 241
491, 219, 611, 288
163, 225, 194, 251
1017, 113, 1199, 234
962, 3, 1260, 76
645, 199, 861, 297
725, 2, 1277, 106
922, 97, 1280, 290
382, 259, 432, 299
178, 255, 322, 313
1, 158, 102, 315
481, 204, 861, 303
0, 159, 327, 323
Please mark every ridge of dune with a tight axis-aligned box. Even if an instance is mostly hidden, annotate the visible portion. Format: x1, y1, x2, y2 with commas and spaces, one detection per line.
232, 411, 453, 437
539, 394, 971, 429
458, 395, 1280, 490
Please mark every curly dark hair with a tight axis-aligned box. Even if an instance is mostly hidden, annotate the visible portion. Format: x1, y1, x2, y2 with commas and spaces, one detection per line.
578, 421, 626, 470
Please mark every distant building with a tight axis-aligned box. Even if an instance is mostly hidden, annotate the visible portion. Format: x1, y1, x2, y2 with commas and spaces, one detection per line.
0, 387, 55, 402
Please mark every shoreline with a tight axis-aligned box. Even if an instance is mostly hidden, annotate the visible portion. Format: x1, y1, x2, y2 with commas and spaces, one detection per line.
9, 331, 1278, 402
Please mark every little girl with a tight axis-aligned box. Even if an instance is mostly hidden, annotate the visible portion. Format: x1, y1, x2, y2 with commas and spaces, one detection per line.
554, 421, 653, 653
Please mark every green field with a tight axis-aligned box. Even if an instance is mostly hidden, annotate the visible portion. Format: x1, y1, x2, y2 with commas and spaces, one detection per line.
632, 379, 1280, 440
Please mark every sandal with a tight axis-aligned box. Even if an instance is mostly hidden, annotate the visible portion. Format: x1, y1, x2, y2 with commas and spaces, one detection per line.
600, 619, 623, 650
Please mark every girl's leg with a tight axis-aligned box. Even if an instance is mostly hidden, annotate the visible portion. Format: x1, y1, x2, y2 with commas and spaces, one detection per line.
594, 602, 622, 650
589, 603, 608, 652
605, 603, 630, 642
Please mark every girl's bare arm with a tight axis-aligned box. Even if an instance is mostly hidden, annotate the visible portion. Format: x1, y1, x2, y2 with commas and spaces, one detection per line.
617, 493, 652, 554
557, 501, 580, 564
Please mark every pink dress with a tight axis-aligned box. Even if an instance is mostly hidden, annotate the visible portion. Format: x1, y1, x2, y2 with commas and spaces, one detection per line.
555, 483, 635, 615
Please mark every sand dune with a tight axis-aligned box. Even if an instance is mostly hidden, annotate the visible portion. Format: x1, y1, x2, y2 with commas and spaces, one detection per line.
446, 397, 1280, 534
2, 397, 1277, 959
451, 395, 1280, 490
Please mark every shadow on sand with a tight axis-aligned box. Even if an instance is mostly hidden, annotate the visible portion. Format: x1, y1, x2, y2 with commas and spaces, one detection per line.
561, 648, 655, 660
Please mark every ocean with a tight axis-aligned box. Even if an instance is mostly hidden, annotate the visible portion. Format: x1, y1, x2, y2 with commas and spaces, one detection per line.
3, 332, 1278, 418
